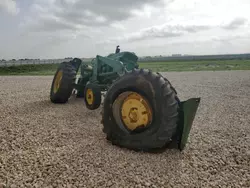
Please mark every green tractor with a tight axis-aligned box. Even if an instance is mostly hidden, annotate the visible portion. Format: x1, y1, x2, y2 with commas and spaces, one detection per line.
50, 47, 201, 152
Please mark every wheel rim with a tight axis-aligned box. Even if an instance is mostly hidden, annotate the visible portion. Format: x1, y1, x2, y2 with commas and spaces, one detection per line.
86, 88, 94, 105
112, 91, 153, 131
53, 70, 63, 93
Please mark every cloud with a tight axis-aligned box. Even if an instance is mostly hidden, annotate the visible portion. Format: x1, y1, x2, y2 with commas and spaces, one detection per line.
18, 0, 173, 48
222, 17, 248, 30
0, 0, 19, 15
54, 0, 166, 24
98, 18, 250, 44
124, 33, 250, 57
98, 23, 213, 44
22, 14, 83, 33
22, 0, 168, 32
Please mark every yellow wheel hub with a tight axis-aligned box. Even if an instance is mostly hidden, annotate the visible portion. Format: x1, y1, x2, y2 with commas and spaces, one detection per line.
120, 92, 153, 131
53, 70, 63, 93
86, 88, 94, 105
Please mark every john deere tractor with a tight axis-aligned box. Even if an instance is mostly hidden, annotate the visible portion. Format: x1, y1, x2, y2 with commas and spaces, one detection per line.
50, 47, 200, 152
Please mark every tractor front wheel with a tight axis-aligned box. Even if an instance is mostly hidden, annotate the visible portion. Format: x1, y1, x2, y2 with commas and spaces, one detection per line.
50, 62, 76, 103
84, 82, 102, 110
101, 69, 180, 152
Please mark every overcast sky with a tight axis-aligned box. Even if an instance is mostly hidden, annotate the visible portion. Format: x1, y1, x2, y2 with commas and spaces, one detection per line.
0, 0, 250, 59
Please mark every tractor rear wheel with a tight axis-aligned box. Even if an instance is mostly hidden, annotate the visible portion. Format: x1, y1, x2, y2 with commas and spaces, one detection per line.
101, 69, 180, 152
50, 62, 76, 103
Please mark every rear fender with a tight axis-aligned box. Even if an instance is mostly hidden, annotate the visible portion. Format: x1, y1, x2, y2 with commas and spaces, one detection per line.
168, 98, 201, 151
69, 58, 83, 72
178, 98, 201, 150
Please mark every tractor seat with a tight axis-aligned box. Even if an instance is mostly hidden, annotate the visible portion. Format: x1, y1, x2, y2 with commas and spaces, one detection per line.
81, 64, 93, 73
85, 65, 93, 71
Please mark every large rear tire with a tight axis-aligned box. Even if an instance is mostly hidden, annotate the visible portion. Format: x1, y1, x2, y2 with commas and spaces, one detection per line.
101, 69, 180, 152
50, 62, 76, 103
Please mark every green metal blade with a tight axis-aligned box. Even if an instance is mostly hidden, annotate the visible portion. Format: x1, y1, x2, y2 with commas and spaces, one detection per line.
178, 98, 201, 151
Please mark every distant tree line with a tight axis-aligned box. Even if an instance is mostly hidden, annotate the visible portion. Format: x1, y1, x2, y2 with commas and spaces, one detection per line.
138, 53, 250, 62
0, 58, 40, 62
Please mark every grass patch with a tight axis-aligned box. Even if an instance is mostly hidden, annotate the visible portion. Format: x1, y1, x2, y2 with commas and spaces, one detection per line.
0, 60, 250, 75
139, 60, 250, 72
0, 64, 60, 75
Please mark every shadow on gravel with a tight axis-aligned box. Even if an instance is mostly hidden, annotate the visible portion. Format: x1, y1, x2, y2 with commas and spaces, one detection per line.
106, 137, 184, 155
102, 143, 184, 178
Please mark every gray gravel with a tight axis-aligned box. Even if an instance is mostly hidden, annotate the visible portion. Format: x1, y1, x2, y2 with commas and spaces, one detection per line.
0, 70, 250, 188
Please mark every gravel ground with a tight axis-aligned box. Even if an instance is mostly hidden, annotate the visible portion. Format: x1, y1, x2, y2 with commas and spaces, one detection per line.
0, 71, 249, 188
